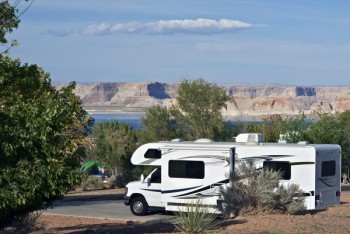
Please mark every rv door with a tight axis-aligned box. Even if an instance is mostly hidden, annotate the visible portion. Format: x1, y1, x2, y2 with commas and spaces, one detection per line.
144, 167, 162, 207
315, 147, 341, 209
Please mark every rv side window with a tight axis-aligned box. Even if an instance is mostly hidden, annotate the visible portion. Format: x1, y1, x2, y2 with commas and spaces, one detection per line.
145, 149, 161, 159
321, 160, 336, 177
168, 160, 204, 179
263, 161, 291, 180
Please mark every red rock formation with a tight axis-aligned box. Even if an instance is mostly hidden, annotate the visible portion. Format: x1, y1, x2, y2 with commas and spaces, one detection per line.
59, 82, 350, 118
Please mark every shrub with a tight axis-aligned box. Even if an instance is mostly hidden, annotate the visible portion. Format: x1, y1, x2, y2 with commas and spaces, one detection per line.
171, 199, 221, 234
2, 212, 46, 233
118, 166, 146, 187
220, 160, 305, 216
272, 184, 306, 214
81, 176, 105, 191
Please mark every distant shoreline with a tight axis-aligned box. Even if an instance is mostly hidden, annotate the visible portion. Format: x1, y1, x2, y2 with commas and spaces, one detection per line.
84, 106, 303, 122
84, 105, 146, 115
87, 110, 146, 115
86, 111, 265, 122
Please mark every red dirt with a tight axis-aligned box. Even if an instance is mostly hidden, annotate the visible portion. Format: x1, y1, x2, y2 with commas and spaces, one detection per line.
5, 188, 350, 234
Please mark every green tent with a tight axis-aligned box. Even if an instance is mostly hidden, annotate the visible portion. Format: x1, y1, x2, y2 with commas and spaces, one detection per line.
80, 161, 102, 175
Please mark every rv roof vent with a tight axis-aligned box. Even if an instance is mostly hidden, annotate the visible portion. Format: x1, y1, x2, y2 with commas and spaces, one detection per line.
297, 141, 309, 145
235, 133, 264, 143
171, 138, 182, 142
195, 138, 213, 143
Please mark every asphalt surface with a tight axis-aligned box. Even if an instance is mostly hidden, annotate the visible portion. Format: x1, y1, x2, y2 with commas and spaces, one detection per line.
43, 191, 173, 223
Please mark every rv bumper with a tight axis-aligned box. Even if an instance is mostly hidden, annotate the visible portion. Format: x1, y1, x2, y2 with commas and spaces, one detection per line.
124, 196, 131, 206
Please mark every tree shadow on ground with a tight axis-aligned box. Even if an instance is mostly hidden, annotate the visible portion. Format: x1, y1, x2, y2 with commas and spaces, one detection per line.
44, 217, 248, 234
47, 221, 176, 234
217, 218, 247, 230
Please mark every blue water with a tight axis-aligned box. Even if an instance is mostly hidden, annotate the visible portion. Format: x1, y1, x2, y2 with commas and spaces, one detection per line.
89, 113, 144, 129
89, 113, 248, 130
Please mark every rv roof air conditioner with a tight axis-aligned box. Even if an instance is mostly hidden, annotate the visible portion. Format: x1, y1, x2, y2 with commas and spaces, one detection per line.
171, 138, 182, 142
235, 133, 264, 144
195, 138, 213, 143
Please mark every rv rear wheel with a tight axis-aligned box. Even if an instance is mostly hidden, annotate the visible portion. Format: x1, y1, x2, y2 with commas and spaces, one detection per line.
130, 197, 148, 216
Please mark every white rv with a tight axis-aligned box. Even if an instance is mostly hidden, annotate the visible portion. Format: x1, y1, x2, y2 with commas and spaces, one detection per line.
124, 134, 341, 216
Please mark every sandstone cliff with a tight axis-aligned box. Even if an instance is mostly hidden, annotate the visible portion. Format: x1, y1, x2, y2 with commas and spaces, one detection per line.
61, 82, 350, 119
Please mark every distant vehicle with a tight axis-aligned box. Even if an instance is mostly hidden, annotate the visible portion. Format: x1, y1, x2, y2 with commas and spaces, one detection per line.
124, 134, 341, 216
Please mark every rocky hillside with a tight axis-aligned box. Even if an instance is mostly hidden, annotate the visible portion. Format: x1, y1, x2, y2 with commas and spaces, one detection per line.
59, 82, 350, 119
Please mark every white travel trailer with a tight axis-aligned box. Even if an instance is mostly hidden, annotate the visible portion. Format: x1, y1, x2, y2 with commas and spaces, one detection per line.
124, 134, 341, 216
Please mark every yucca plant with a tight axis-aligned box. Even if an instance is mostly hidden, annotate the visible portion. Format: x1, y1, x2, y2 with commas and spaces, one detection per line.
171, 199, 221, 234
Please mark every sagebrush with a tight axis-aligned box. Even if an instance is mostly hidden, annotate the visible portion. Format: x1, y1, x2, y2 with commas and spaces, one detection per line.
82, 176, 105, 191
220, 160, 305, 216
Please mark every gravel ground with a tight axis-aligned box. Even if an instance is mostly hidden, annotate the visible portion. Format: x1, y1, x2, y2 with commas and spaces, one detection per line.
4, 188, 350, 234
39, 189, 350, 234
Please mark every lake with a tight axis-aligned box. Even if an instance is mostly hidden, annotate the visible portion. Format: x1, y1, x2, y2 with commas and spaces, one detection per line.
89, 113, 144, 129
89, 113, 246, 130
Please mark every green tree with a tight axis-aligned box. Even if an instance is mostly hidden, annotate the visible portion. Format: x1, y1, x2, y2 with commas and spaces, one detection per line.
279, 113, 310, 143
0, 56, 93, 227
306, 112, 344, 144
93, 121, 137, 178
176, 78, 228, 140
142, 79, 229, 141
141, 105, 183, 142
337, 111, 350, 159
245, 115, 283, 142
304, 112, 349, 165
0, 0, 33, 54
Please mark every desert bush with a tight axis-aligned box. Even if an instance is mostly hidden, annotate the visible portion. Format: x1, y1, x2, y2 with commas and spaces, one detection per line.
271, 184, 306, 214
172, 199, 221, 234
107, 175, 117, 189
81, 176, 105, 191
2, 212, 46, 234
221, 160, 305, 216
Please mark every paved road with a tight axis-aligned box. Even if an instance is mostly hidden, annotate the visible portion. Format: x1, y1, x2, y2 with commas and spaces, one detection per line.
44, 193, 173, 223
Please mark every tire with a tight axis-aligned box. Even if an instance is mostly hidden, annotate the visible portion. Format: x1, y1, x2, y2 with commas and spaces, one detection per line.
130, 197, 148, 216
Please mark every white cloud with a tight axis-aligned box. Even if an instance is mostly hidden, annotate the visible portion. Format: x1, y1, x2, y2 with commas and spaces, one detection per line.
84, 23, 111, 35
43, 29, 75, 37
83, 18, 254, 35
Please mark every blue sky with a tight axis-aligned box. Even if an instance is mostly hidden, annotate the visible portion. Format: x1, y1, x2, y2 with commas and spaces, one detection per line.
8, 0, 350, 86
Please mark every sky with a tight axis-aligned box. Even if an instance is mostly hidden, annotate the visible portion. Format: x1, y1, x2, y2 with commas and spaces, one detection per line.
7, 0, 350, 86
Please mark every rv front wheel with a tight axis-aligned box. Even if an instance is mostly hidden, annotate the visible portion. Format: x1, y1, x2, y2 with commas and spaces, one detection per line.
130, 197, 148, 216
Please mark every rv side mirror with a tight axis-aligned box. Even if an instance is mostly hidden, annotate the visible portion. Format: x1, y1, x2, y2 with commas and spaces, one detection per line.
140, 174, 144, 182
147, 178, 151, 187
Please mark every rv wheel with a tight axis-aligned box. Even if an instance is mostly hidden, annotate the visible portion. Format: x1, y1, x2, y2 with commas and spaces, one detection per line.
130, 197, 148, 216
